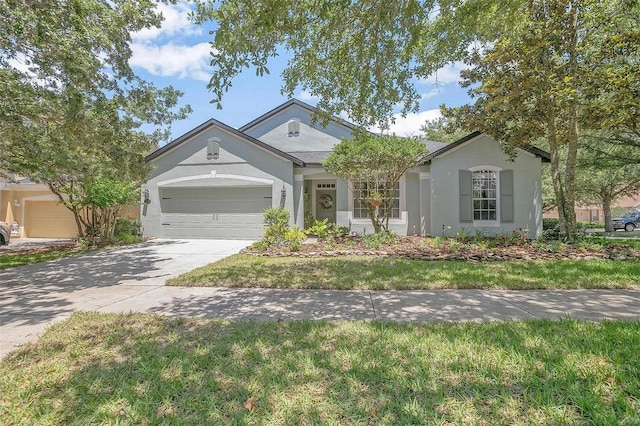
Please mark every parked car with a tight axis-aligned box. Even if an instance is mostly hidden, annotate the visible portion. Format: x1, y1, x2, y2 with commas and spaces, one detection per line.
612, 210, 640, 232
0, 221, 10, 245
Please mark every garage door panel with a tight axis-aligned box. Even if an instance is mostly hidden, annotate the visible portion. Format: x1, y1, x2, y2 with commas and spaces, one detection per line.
25, 201, 78, 238
160, 187, 271, 239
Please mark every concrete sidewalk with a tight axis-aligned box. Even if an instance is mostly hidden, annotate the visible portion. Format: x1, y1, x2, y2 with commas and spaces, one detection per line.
2, 239, 640, 358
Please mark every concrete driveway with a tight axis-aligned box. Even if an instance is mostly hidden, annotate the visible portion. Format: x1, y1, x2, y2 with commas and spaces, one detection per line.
0, 239, 252, 357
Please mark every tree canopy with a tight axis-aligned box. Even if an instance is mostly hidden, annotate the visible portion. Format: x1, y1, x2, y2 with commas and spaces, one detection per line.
191, 0, 526, 128
1, 0, 190, 242
442, 0, 639, 241
323, 134, 428, 233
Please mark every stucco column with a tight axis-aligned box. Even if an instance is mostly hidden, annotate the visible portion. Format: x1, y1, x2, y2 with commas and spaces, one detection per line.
293, 174, 304, 228
419, 172, 431, 236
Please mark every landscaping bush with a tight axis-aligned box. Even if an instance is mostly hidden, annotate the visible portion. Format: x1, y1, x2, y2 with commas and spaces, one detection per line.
114, 218, 142, 237
305, 218, 330, 239
362, 231, 398, 249
578, 221, 603, 229
254, 207, 307, 252
262, 207, 291, 246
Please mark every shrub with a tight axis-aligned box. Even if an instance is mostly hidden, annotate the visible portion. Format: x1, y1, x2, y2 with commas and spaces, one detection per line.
362, 231, 398, 249
285, 227, 306, 251
116, 232, 142, 244
114, 218, 142, 237
306, 218, 330, 239
262, 208, 290, 246
578, 221, 603, 229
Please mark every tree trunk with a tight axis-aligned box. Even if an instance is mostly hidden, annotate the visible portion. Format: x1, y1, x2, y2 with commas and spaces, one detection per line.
603, 197, 614, 232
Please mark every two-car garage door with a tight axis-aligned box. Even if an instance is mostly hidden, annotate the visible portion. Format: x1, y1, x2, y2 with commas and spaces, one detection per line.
160, 187, 272, 239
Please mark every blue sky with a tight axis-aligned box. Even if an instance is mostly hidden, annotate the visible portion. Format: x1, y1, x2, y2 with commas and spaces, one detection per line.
129, 1, 474, 143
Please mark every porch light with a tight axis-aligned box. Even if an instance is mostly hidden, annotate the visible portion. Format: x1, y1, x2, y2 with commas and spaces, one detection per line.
143, 188, 151, 204
13, 199, 20, 207
280, 184, 286, 208
207, 137, 220, 160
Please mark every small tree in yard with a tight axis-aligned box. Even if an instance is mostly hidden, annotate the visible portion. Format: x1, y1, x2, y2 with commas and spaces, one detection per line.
324, 134, 428, 234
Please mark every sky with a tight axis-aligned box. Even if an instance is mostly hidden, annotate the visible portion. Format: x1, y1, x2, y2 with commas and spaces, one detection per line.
129, 1, 474, 143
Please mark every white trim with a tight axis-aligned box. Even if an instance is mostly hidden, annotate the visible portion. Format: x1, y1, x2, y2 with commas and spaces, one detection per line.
348, 211, 408, 225
468, 165, 503, 172
473, 221, 501, 228
419, 172, 431, 179
294, 174, 304, 182
157, 173, 274, 187
469, 167, 501, 226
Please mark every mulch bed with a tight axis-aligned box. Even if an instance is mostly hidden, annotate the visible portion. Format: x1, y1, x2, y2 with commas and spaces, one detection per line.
243, 236, 640, 261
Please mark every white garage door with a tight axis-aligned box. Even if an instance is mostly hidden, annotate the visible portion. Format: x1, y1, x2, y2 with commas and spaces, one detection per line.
160, 187, 272, 239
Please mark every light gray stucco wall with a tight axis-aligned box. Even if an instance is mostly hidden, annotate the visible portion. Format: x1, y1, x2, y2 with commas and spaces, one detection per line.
429, 134, 543, 238
243, 105, 354, 147
405, 173, 421, 236
142, 125, 294, 237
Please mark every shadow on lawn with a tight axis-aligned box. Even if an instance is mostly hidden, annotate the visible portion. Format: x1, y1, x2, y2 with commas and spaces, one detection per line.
3, 314, 639, 424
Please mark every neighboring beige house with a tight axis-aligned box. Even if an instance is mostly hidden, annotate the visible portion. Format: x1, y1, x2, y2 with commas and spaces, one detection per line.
1, 175, 139, 238
544, 195, 640, 222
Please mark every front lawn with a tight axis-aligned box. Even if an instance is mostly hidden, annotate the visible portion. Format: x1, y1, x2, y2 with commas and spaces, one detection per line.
168, 254, 640, 290
0, 244, 86, 270
1, 312, 638, 425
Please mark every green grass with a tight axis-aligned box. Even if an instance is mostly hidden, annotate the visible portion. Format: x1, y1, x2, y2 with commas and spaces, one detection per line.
0, 247, 87, 270
168, 254, 640, 290
1, 312, 638, 425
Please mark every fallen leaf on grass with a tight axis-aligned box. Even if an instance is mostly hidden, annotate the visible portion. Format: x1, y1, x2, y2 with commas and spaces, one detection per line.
244, 397, 255, 411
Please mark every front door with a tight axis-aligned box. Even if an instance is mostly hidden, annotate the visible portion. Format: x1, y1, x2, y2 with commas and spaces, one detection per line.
316, 185, 336, 223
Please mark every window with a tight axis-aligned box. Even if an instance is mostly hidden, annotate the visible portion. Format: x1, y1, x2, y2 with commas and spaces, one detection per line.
353, 181, 400, 219
472, 170, 497, 221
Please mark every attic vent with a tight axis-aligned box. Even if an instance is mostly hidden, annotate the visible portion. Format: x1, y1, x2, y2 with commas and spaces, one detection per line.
288, 119, 301, 137
207, 137, 220, 160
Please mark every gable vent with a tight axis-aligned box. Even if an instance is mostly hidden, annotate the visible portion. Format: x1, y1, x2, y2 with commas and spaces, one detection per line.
288, 119, 301, 137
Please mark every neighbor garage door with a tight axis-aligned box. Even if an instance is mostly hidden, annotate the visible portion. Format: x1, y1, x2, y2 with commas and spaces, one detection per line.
160, 187, 272, 239
24, 200, 78, 238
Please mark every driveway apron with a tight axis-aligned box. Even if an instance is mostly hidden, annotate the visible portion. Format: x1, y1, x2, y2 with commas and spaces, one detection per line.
0, 239, 251, 357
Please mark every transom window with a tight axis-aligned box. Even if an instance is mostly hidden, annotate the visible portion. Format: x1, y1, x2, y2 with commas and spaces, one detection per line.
353, 181, 400, 219
317, 183, 335, 189
472, 170, 497, 221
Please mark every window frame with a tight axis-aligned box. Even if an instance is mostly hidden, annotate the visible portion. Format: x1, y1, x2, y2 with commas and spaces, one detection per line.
469, 166, 501, 227
351, 179, 402, 220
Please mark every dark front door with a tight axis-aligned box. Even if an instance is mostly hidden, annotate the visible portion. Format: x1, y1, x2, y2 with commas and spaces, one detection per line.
316, 189, 336, 223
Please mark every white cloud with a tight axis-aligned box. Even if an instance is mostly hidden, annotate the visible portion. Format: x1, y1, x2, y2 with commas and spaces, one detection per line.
129, 42, 212, 81
297, 90, 319, 101
132, 1, 201, 42
370, 109, 442, 136
421, 88, 441, 100
421, 61, 467, 86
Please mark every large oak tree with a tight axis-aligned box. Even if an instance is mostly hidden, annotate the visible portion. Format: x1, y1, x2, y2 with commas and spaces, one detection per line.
1, 0, 190, 241
192, 0, 638, 241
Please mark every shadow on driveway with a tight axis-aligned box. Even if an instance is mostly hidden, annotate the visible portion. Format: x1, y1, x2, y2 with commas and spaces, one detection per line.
0, 238, 250, 331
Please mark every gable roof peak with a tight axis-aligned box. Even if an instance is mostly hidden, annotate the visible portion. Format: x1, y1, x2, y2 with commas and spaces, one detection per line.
238, 98, 362, 133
